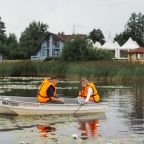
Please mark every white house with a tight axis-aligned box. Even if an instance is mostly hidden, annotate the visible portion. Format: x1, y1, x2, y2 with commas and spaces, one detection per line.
31, 32, 65, 60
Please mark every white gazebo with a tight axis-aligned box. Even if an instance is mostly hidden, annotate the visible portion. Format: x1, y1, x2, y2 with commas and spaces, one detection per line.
120, 37, 140, 58
114, 41, 121, 59
101, 38, 120, 58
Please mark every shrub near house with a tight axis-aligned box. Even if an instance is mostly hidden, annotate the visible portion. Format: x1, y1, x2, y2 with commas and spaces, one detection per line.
61, 36, 112, 61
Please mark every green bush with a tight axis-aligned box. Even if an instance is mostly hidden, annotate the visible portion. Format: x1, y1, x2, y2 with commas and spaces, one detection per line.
61, 36, 112, 61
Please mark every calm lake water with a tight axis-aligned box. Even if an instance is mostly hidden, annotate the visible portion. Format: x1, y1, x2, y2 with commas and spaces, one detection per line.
0, 77, 143, 144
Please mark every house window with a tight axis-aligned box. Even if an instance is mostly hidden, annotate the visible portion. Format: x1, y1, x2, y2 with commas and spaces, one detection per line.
56, 41, 60, 47
53, 49, 60, 55
140, 54, 144, 59
120, 50, 128, 58
47, 49, 49, 57
41, 47, 48, 57
52, 37, 60, 47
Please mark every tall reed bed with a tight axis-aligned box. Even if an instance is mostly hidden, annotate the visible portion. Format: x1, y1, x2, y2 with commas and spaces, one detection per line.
0, 60, 144, 82
0, 62, 12, 76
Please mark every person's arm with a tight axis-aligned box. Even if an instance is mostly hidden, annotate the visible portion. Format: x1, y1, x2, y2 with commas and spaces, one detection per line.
84, 87, 93, 103
49, 97, 64, 103
47, 86, 64, 103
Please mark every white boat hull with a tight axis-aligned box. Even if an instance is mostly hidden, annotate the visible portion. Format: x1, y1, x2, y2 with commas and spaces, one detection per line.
0, 106, 16, 114
0, 96, 108, 116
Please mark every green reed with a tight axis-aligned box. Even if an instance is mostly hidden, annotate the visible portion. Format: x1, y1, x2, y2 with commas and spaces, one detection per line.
0, 60, 144, 82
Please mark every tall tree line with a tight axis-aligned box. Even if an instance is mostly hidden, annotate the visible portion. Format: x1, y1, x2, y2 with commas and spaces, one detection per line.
0, 12, 144, 60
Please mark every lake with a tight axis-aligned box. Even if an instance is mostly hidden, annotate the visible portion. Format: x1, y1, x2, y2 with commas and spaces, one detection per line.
0, 77, 143, 144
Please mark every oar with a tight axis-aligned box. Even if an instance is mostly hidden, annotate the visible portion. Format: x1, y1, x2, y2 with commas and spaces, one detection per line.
74, 97, 85, 114
74, 103, 83, 114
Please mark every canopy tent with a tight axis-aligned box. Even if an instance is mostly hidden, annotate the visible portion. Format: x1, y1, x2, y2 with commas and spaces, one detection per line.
119, 37, 140, 59
114, 41, 121, 48
121, 37, 140, 50
100, 38, 121, 58
113, 41, 121, 58
134, 41, 140, 48
94, 41, 102, 48
101, 38, 116, 50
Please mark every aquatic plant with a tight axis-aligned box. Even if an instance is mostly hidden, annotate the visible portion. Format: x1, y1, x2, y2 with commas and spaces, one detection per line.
0, 60, 144, 82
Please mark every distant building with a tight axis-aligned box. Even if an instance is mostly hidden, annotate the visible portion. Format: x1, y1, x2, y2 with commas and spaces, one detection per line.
31, 32, 87, 60
31, 32, 65, 60
97, 37, 140, 59
120, 37, 140, 59
57, 33, 86, 41
128, 47, 144, 63
99, 38, 121, 59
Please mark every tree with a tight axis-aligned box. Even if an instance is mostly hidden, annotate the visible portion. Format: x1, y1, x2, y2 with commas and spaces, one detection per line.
6, 33, 18, 59
19, 21, 49, 59
61, 36, 90, 61
125, 12, 144, 46
114, 12, 144, 46
88, 28, 105, 45
0, 17, 7, 56
61, 36, 112, 61
114, 32, 129, 46
0, 17, 6, 42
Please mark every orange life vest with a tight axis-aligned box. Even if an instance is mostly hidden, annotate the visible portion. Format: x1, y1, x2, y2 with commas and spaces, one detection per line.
79, 82, 100, 102
37, 79, 56, 103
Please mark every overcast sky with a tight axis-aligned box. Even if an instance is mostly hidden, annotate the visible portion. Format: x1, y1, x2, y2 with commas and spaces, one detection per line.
0, 0, 144, 39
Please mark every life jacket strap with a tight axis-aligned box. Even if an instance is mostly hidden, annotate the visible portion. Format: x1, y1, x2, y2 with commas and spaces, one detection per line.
37, 93, 48, 98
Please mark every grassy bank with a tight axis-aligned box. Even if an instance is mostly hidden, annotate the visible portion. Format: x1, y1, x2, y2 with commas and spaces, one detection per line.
0, 60, 144, 82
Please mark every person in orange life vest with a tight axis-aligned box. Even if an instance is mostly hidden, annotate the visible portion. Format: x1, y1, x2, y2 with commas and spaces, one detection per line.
77, 78, 100, 104
37, 76, 64, 103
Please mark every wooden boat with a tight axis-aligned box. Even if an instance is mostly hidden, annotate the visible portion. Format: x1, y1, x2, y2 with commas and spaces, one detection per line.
0, 96, 108, 116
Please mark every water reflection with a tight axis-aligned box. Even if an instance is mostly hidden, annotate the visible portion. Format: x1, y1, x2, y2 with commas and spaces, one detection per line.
0, 114, 104, 144
130, 82, 144, 135
0, 77, 144, 143
37, 124, 56, 138
132, 83, 144, 119
78, 119, 100, 140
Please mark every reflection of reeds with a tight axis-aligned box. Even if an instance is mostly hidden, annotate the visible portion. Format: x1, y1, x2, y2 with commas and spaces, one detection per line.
0, 60, 144, 82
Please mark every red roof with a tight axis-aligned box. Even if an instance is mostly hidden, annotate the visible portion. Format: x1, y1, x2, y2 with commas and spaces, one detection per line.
58, 33, 86, 41
128, 47, 144, 54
